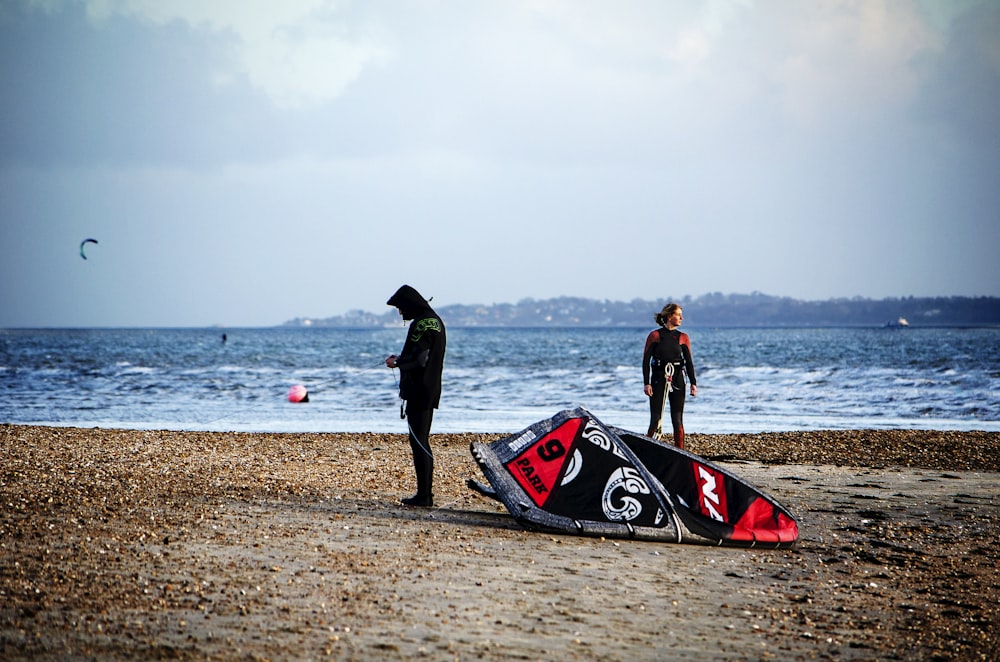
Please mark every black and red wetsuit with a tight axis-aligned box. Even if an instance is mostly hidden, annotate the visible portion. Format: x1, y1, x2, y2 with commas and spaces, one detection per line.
642, 327, 697, 448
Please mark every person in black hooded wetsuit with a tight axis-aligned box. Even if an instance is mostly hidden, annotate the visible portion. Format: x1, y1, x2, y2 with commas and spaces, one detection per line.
385, 285, 446, 507
642, 303, 697, 448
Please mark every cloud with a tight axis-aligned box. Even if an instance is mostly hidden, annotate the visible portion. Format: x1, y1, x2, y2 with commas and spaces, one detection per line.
762, 1, 942, 130
6, 0, 988, 167
916, 1, 1000, 153
80, 0, 392, 109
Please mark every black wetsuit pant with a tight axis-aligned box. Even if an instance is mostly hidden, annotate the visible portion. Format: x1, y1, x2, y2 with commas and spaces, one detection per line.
405, 405, 434, 499
647, 376, 686, 449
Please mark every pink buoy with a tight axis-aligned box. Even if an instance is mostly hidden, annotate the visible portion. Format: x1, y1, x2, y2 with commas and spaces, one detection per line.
287, 384, 309, 403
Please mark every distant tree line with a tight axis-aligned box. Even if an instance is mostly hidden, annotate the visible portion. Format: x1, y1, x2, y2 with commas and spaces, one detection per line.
283, 293, 1000, 328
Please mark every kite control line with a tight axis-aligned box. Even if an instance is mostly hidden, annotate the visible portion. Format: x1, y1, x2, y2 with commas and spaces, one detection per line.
389, 365, 434, 460
406, 417, 435, 460
653, 362, 674, 441
287, 361, 391, 404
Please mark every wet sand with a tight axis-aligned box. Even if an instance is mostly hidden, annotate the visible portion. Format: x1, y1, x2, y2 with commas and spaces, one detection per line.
2, 425, 998, 660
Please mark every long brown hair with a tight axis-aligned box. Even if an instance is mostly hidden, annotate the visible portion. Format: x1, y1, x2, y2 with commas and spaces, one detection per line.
654, 303, 681, 327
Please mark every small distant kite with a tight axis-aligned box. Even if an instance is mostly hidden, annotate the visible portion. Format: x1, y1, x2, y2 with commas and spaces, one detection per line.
80, 238, 99, 260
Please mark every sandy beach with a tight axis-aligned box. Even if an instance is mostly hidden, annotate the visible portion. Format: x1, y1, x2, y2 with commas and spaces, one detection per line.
2, 424, 998, 660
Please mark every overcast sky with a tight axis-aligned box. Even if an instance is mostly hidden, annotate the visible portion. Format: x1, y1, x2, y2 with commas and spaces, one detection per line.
2, 0, 998, 327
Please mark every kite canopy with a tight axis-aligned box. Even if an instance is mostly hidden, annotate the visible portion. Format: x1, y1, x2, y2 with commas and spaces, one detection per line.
287, 385, 309, 403
79, 238, 98, 259
469, 407, 799, 547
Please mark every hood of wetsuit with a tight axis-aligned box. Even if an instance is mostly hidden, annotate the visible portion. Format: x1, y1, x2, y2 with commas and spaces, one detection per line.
387, 284, 434, 321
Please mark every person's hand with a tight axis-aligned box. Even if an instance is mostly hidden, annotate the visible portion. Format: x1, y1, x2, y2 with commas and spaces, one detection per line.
644, 384, 652, 397
385, 355, 397, 368
690, 384, 697, 397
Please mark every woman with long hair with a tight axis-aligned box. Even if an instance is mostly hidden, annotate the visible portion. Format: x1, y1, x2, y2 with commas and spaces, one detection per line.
642, 303, 697, 448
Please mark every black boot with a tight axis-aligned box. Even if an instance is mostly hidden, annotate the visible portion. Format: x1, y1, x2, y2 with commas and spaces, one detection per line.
401, 493, 432, 507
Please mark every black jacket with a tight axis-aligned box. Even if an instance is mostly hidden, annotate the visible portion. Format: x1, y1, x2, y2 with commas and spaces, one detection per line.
387, 285, 446, 409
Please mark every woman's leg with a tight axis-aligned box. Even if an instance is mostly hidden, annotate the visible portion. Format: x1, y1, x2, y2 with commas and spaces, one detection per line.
647, 380, 666, 437
668, 386, 686, 449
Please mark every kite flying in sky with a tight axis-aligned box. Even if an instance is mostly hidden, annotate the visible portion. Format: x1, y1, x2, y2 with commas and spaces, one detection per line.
79, 238, 98, 259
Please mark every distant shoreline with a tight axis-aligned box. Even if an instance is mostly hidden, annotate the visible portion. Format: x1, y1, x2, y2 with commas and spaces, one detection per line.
285, 293, 1000, 328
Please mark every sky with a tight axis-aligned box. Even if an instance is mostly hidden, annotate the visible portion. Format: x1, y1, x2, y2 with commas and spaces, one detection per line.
1, 0, 998, 328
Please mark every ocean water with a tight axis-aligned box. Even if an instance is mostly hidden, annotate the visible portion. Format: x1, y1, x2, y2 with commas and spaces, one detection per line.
1, 326, 998, 434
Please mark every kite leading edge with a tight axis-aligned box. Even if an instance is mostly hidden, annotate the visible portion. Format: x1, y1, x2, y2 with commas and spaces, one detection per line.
80, 238, 98, 259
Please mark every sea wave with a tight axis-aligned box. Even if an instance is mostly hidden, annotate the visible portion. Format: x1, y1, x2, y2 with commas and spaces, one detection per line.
1, 326, 997, 433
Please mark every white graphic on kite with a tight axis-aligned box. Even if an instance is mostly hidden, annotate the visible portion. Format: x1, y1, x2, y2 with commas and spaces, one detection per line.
602, 466, 650, 522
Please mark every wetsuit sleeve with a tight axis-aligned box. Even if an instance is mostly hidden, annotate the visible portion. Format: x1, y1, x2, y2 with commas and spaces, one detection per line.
642, 330, 659, 385
394, 317, 440, 372
680, 333, 696, 386
394, 348, 430, 371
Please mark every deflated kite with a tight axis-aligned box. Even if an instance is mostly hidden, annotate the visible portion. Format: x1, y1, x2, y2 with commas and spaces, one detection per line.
468, 407, 799, 547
